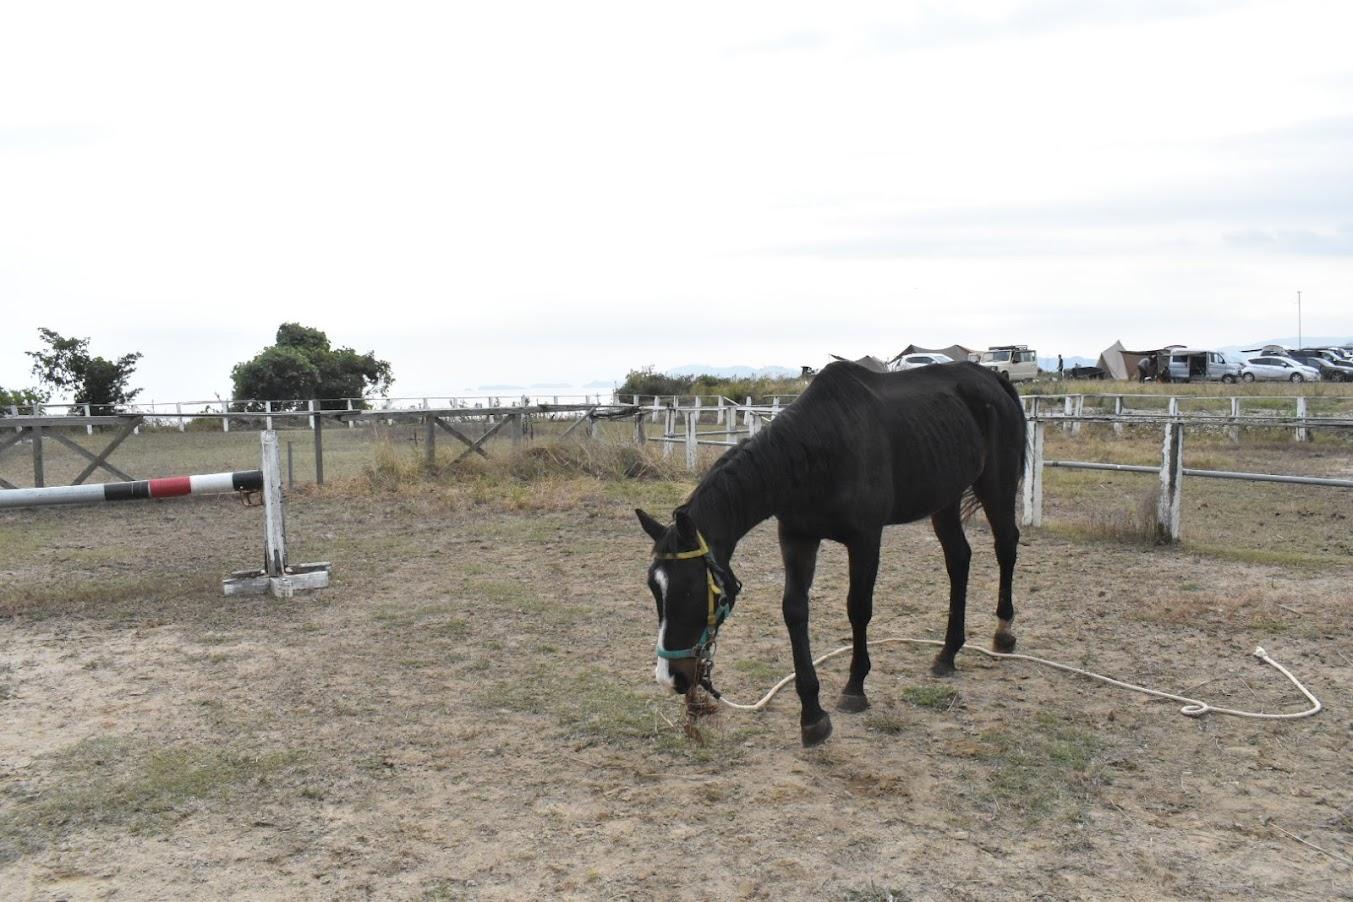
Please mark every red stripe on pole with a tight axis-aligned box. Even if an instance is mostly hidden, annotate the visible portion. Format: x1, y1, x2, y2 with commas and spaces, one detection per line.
149, 476, 192, 498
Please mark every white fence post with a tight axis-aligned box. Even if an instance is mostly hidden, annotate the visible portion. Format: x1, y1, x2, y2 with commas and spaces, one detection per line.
684, 411, 697, 472
223, 399, 231, 432
308, 399, 316, 431
85, 403, 93, 435
176, 402, 185, 432
1063, 395, 1074, 433
1113, 395, 1123, 436
1021, 419, 1044, 527
347, 398, 355, 429
1072, 395, 1084, 436
1229, 397, 1240, 443
1156, 421, 1184, 544
662, 404, 674, 459
1295, 397, 1309, 442
261, 430, 288, 577
265, 400, 273, 432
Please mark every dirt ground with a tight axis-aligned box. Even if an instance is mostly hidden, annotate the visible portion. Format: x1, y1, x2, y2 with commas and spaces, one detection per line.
2, 468, 1352, 900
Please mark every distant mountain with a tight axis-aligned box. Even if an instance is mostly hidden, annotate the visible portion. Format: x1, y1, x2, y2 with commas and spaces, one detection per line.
667, 364, 800, 379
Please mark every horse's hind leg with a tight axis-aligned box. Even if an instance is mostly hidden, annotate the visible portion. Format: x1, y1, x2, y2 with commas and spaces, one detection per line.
930, 502, 971, 677
838, 531, 881, 713
976, 478, 1020, 653
779, 523, 830, 747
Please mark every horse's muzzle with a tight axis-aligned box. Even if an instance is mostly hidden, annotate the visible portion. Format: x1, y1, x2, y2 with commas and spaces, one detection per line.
667, 659, 698, 695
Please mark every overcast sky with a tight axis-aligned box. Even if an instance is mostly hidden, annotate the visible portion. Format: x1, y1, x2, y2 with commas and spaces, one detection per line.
2, 0, 1351, 403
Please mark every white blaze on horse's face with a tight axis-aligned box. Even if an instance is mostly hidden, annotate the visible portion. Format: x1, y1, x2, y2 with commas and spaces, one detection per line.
651, 567, 675, 688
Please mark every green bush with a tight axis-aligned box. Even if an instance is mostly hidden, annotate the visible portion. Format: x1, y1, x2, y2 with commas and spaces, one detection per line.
619, 366, 808, 402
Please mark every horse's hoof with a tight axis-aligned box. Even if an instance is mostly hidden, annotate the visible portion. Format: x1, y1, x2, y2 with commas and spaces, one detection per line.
837, 692, 870, 713
993, 631, 1017, 653
930, 656, 957, 678
801, 714, 833, 747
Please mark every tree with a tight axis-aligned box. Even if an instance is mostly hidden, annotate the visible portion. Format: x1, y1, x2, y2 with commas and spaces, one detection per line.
26, 328, 143, 414
0, 385, 48, 415
231, 323, 393, 410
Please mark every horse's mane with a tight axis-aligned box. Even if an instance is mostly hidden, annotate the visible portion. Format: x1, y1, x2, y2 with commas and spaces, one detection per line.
682, 363, 882, 535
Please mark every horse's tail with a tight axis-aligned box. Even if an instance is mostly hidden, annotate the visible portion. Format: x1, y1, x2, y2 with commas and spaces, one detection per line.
994, 375, 1028, 478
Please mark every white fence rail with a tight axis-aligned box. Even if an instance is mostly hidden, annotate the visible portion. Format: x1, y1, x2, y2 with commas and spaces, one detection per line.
1022, 411, 1353, 543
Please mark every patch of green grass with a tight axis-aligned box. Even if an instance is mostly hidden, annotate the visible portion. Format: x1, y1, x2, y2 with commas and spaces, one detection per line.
972, 711, 1105, 822
0, 572, 217, 620
0, 736, 305, 863
1183, 542, 1344, 568
863, 713, 908, 735
0, 521, 61, 557
731, 657, 787, 684
560, 668, 664, 744
369, 602, 469, 638
421, 878, 473, 901
900, 685, 957, 710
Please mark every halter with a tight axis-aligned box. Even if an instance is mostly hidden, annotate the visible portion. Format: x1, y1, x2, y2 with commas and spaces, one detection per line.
653, 531, 740, 662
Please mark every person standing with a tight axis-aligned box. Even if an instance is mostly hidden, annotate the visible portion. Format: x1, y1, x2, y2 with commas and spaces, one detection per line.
1057, 354, 1064, 380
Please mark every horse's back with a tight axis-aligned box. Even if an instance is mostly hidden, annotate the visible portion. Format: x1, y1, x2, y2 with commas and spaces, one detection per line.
793, 361, 1024, 524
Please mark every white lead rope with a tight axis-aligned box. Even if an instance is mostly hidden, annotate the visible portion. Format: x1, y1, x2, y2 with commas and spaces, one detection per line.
714, 638, 1323, 720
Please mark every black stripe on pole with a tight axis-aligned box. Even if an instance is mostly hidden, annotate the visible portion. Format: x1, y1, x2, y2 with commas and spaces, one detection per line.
232, 470, 264, 492
104, 481, 151, 501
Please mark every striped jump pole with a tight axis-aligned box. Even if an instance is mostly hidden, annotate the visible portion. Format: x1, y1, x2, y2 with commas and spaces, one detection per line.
0, 471, 262, 509
0, 431, 331, 599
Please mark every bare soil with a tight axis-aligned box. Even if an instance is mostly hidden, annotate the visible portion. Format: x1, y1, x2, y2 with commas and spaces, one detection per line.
2, 472, 1352, 900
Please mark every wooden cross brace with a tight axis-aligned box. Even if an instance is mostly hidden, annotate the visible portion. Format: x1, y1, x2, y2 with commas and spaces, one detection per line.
0, 429, 23, 489
431, 415, 511, 463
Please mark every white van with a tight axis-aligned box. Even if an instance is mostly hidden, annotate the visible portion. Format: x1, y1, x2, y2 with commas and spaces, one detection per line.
1164, 349, 1240, 383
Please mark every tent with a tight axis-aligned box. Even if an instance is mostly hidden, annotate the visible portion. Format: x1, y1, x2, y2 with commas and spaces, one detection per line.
830, 354, 890, 373
894, 344, 979, 364
1096, 340, 1182, 380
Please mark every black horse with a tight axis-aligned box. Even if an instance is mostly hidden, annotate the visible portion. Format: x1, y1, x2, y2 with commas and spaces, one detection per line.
637, 360, 1027, 746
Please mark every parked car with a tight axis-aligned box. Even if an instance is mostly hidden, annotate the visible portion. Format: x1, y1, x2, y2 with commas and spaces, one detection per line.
1240, 356, 1321, 382
890, 352, 955, 372
1163, 348, 1240, 383
979, 345, 1039, 382
1289, 350, 1353, 382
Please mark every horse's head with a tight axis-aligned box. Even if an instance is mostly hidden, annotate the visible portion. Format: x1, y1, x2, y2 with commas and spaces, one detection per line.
635, 507, 740, 695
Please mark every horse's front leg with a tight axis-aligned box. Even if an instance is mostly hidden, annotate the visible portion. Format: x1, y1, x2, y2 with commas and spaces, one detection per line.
838, 532, 881, 713
779, 525, 829, 747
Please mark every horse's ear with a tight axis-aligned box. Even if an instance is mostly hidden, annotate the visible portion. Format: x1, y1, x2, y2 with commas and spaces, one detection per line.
673, 508, 698, 544
635, 508, 666, 543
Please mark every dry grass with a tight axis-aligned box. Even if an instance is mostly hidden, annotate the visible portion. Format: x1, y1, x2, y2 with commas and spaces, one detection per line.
347, 436, 690, 513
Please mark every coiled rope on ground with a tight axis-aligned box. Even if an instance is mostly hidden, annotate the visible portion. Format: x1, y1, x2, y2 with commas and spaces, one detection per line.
714, 638, 1322, 719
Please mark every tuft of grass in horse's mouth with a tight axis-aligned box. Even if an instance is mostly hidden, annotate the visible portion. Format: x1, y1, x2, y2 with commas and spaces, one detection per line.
682, 685, 720, 743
